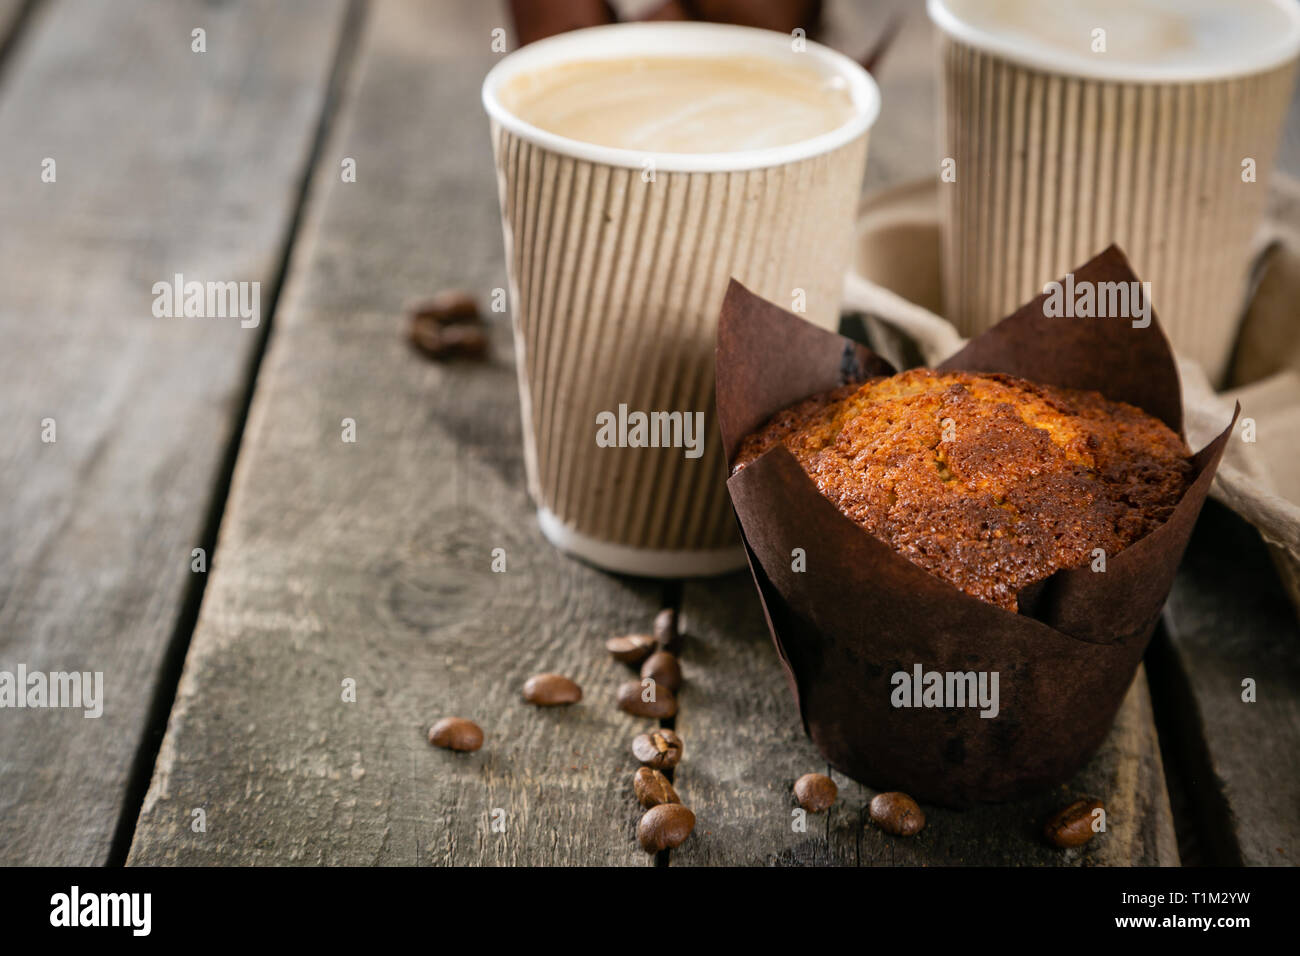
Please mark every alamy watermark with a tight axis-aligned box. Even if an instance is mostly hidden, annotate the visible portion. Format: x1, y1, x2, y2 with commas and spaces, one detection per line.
891, 664, 999, 719
50, 886, 150, 936
1042, 273, 1151, 328
0, 665, 102, 718
152, 273, 260, 328
595, 404, 705, 460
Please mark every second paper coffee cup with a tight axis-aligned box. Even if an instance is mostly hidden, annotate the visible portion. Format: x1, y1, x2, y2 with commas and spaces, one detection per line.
482, 23, 880, 576
930, 0, 1300, 384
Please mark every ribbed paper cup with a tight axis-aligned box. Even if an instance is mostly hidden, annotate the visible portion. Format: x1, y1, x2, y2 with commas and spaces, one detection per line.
482, 23, 878, 577
929, 0, 1300, 385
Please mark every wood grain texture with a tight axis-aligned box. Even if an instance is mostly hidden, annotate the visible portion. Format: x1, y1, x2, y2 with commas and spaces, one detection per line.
0, 0, 349, 865
670, 573, 1178, 866
1156, 503, 1300, 866
127, 0, 662, 867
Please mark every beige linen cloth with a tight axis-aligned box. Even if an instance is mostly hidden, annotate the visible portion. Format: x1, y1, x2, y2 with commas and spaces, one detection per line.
842, 177, 1300, 612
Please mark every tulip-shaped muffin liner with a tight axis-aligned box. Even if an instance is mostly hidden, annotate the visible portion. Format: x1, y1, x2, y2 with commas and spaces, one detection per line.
716, 246, 1237, 806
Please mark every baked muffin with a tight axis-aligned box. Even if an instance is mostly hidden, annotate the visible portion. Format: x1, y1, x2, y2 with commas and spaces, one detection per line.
733, 369, 1193, 611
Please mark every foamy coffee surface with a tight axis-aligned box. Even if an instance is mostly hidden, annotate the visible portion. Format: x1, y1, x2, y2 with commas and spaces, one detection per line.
938, 0, 1299, 75
498, 55, 856, 153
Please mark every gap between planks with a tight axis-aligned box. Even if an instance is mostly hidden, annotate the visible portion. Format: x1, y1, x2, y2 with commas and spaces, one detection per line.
104, 0, 371, 867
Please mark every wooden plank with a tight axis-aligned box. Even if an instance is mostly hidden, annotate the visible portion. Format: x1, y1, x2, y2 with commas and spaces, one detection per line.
670, 574, 1178, 865
1153, 502, 1300, 866
0, 0, 349, 865
127, 0, 663, 867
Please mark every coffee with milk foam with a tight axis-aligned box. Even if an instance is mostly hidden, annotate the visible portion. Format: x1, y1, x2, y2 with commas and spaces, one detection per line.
498, 54, 856, 154
941, 0, 1295, 74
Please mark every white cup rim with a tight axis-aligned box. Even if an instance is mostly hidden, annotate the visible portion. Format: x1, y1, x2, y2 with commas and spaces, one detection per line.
481, 22, 880, 173
928, 0, 1300, 83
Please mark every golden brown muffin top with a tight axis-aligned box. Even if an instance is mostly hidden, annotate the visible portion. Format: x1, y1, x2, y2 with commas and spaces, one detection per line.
733, 369, 1193, 611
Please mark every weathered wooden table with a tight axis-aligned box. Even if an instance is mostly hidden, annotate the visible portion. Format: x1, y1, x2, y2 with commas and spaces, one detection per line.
1, 0, 1296, 867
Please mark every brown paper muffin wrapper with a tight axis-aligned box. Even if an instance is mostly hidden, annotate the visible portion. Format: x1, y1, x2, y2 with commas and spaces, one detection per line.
717, 246, 1237, 806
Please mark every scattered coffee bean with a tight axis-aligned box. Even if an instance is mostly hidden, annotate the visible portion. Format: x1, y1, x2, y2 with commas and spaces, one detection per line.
410, 289, 480, 324
617, 679, 677, 718
1044, 799, 1104, 848
653, 607, 681, 652
428, 716, 483, 752
522, 673, 582, 706
869, 791, 925, 836
606, 633, 657, 665
408, 318, 489, 361
640, 650, 683, 692
794, 773, 837, 813
633, 767, 680, 809
637, 803, 695, 853
631, 728, 683, 770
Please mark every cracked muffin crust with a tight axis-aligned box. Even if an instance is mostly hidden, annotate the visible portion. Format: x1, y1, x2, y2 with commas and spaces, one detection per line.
732, 369, 1193, 611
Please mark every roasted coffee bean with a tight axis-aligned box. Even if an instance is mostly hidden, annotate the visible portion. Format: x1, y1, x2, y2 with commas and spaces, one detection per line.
794, 773, 837, 813
408, 317, 489, 361
869, 791, 925, 836
616, 679, 677, 718
1044, 799, 1104, 848
428, 717, 483, 752
637, 803, 695, 853
640, 651, 683, 692
653, 607, 681, 652
631, 728, 683, 770
521, 673, 582, 706
409, 289, 480, 324
633, 767, 680, 809
606, 633, 657, 665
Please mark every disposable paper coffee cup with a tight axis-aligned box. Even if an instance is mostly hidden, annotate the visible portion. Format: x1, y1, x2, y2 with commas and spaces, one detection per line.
929, 0, 1300, 384
482, 23, 879, 577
